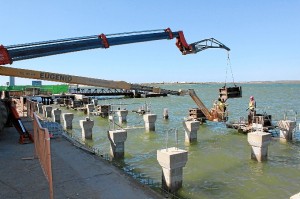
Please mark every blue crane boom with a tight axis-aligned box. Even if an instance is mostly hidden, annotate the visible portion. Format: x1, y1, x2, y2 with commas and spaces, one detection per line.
0, 28, 230, 65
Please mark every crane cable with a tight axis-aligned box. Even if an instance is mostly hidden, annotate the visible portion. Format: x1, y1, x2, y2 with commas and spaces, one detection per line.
224, 51, 236, 87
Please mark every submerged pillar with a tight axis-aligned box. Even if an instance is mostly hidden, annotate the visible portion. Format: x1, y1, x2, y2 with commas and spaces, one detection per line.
247, 131, 272, 162
43, 105, 52, 118
80, 117, 94, 139
37, 103, 43, 114
52, 108, 62, 123
278, 120, 296, 140
108, 129, 127, 159
143, 113, 157, 131
116, 110, 128, 123
62, 113, 74, 130
183, 120, 200, 143
163, 108, 169, 119
157, 147, 188, 193
86, 104, 95, 115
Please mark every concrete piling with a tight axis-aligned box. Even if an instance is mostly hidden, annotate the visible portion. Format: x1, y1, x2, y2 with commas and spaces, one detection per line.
163, 108, 169, 119
143, 114, 157, 131
91, 99, 98, 106
183, 120, 200, 143
116, 110, 128, 123
43, 105, 52, 118
37, 103, 43, 114
62, 113, 74, 130
108, 129, 127, 158
278, 120, 296, 140
52, 108, 62, 123
247, 131, 272, 162
157, 147, 188, 193
290, 192, 300, 199
80, 117, 94, 139
86, 104, 95, 115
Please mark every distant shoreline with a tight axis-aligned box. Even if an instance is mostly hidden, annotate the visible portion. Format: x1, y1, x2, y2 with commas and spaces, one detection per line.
140, 80, 300, 85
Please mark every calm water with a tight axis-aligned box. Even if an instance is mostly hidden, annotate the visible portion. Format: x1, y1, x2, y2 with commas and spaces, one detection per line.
61, 83, 300, 199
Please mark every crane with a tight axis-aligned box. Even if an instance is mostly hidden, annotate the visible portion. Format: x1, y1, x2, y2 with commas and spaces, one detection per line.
0, 28, 234, 143
0, 28, 229, 65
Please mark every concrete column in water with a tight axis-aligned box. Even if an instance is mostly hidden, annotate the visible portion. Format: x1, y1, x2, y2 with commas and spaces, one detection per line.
62, 113, 74, 130
290, 192, 300, 199
247, 131, 272, 162
157, 147, 188, 193
278, 120, 296, 140
143, 113, 157, 131
183, 120, 200, 143
116, 110, 128, 123
37, 103, 43, 114
52, 108, 62, 123
80, 117, 94, 139
43, 105, 53, 118
86, 104, 95, 115
91, 99, 98, 106
163, 108, 169, 119
108, 129, 127, 158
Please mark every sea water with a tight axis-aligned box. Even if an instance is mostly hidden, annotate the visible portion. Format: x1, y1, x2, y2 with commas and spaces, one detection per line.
62, 83, 300, 199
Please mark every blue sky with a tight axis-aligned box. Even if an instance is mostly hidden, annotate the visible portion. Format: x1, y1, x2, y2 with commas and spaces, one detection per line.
1, 0, 299, 85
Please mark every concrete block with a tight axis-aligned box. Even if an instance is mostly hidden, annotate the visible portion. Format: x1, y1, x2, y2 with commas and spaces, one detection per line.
37, 103, 43, 114
248, 132, 272, 162
116, 110, 128, 123
157, 147, 188, 169
80, 117, 94, 139
278, 120, 296, 140
247, 131, 271, 147
52, 108, 62, 123
62, 113, 74, 130
43, 105, 52, 118
108, 129, 127, 159
183, 120, 200, 143
143, 114, 157, 131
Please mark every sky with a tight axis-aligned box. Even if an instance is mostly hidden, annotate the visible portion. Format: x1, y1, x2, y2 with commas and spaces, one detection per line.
0, 0, 299, 85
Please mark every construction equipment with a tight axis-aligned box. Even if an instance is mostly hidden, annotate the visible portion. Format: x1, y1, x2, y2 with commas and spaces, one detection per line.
0, 28, 232, 138
0, 28, 229, 65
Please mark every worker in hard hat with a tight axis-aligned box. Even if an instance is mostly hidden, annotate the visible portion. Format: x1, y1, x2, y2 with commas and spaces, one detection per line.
217, 98, 227, 121
248, 96, 256, 125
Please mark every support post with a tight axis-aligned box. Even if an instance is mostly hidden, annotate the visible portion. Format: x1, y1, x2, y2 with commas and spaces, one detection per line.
163, 108, 169, 119
183, 120, 200, 143
80, 117, 94, 139
62, 113, 74, 130
157, 147, 188, 193
43, 105, 53, 118
37, 103, 43, 114
108, 129, 127, 159
52, 108, 62, 123
278, 120, 296, 140
86, 104, 95, 115
247, 131, 272, 162
116, 110, 128, 123
143, 113, 157, 131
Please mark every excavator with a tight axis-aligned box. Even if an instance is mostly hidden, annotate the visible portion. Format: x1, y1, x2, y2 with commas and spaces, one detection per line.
0, 28, 241, 142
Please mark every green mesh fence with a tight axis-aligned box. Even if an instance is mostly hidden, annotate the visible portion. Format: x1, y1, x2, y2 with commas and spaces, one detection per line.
0, 85, 68, 94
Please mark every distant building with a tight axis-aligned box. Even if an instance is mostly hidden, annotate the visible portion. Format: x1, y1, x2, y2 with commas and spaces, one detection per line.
32, 81, 42, 86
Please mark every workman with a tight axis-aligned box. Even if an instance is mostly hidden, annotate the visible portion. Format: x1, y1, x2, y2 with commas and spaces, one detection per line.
248, 96, 256, 124
218, 98, 226, 112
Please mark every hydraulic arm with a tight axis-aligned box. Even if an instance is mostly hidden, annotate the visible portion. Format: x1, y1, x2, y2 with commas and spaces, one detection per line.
0, 28, 230, 65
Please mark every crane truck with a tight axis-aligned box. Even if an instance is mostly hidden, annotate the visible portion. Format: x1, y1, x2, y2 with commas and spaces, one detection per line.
0, 28, 240, 142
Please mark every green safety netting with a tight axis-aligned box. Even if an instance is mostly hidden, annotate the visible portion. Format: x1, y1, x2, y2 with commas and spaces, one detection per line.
0, 85, 68, 94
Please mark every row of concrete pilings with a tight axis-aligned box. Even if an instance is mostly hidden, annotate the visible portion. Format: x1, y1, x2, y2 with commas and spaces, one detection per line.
36, 103, 298, 196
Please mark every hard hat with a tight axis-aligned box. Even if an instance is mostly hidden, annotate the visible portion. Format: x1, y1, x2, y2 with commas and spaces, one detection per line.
250, 96, 254, 99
